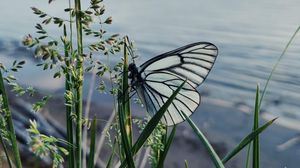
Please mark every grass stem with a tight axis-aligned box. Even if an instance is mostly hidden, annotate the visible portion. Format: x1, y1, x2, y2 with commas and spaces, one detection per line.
0, 70, 22, 168
259, 26, 300, 109
74, 0, 84, 167
123, 37, 133, 146
63, 24, 75, 168
253, 85, 260, 168
87, 117, 97, 168
0, 133, 13, 168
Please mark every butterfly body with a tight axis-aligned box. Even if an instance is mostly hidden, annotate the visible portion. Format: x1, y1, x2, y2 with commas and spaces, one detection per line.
128, 63, 142, 88
128, 42, 218, 126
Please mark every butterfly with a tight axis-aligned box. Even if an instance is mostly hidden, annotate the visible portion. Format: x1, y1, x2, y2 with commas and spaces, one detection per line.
128, 42, 218, 126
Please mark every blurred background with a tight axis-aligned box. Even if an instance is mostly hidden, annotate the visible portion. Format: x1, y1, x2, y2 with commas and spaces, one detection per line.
1, 0, 300, 167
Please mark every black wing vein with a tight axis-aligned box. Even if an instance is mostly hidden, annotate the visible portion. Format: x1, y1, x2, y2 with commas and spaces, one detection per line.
135, 42, 217, 126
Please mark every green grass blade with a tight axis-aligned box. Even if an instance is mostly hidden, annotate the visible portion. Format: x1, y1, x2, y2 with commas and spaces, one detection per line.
0, 70, 22, 168
117, 93, 135, 168
117, 38, 135, 168
222, 118, 277, 163
87, 117, 97, 168
157, 126, 177, 168
123, 37, 133, 146
182, 112, 225, 168
120, 80, 186, 168
245, 142, 252, 168
184, 160, 189, 168
74, 0, 84, 166
106, 139, 117, 168
247, 26, 299, 168
253, 85, 260, 168
131, 81, 186, 155
258, 26, 300, 109
63, 24, 75, 168
0, 133, 13, 168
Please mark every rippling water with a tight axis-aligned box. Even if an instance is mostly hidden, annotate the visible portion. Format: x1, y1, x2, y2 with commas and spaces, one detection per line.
1, 0, 300, 121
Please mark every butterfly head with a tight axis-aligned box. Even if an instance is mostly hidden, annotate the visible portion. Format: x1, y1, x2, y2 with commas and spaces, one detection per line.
128, 63, 139, 79
128, 63, 137, 71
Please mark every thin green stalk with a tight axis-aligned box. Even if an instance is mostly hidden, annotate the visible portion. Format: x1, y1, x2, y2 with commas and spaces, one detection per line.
0, 134, 13, 168
253, 85, 260, 168
244, 27, 300, 168
117, 58, 135, 167
82, 61, 96, 168
222, 118, 276, 163
87, 117, 97, 168
94, 110, 116, 164
67, 0, 75, 166
184, 160, 189, 168
106, 139, 117, 168
183, 112, 225, 168
68, 0, 73, 52
116, 37, 135, 168
245, 142, 251, 168
224, 27, 299, 167
0, 71, 22, 168
157, 126, 177, 168
123, 38, 133, 146
117, 93, 135, 168
63, 25, 75, 168
258, 26, 300, 109
246, 26, 299, 168
74, 0, 84, 167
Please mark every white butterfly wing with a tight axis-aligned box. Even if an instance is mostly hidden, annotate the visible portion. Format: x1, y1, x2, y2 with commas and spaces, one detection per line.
137, 42, 218, 126
140, 42, 218, 87
137, 72, 200, 126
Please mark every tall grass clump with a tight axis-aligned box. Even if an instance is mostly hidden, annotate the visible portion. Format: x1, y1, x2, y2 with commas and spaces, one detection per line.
0, 64, 23, 167
22, 0, 123, 167
0, 0, 299, 167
